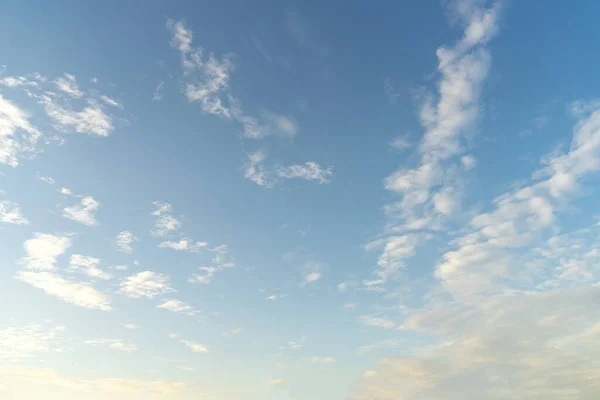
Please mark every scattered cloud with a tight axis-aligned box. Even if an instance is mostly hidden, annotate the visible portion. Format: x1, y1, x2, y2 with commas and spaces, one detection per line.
158, 238, 207, 252
114, 231, 137, 254
69, 254, 112, 280
122, 323, 138, 330
119, 271, 173, 299
151, 201, 181, 236
62, 196, 100, 227
20, 233, 71, 271
0, 200, 29, 225
244, 150, 333, 187
38, 176, 55, 184
54, 74, 83, 98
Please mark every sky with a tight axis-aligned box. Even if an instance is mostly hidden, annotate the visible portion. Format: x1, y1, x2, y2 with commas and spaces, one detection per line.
0, 0, 600, 399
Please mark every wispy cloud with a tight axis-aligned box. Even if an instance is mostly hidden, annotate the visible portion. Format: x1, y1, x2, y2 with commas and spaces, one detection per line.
158, 238, 207, 252
244, 150, 333, 187
157, 299, 197, 316
151, 201, 181, 236
0, 323, 65, 361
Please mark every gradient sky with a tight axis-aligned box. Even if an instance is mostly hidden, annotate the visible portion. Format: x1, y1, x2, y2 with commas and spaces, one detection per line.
1, 1, 600, 399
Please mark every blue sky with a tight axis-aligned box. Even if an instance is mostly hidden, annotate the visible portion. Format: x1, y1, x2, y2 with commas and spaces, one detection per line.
1, 1, 600, 399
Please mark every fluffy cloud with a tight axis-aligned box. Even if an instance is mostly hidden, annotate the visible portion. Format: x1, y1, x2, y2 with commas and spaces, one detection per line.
114, 231, 137, 254
20, 233, 71, 271
151, 201, 181, 236
119, 271, 173, 299
62, 196, 100, 226
0, 200, 29, 225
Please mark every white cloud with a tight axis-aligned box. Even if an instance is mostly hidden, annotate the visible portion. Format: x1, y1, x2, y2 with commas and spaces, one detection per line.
268, 378, 286, 386
158, 238, 207, 252
100, 95, 120, 108
363, 370, 377, 377
337, 282, 347, 293
114, 231, 137, 254
68, 254, 112, 280
344, 302, 357, 309
41, 95, 113, 136
119, 271, 173, 299
372, 0, 501, 283
54, 74, 83, 98
157, 299, 197, 315
62, 196, 100, 226
0, 94, 41, 167
301, 261, 326, 286
0, 323, 65, 361
245, 150, 333, 187
311, 356, 335, 364
151, 201, 181, 236
17, 271, 111, 311
38, 176, 55, 184
20, 233, 71, 271
359, 315, 395, 329
0, 200, 29, 225
0, 75, 39, 88
277, 162, 333, 184
59, 187, 72, 195
84, 339, 137, 352
266, 295, 278, 300
167, 19, 234, 118
122, 323, 138, 330
366, 234, 424, 280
